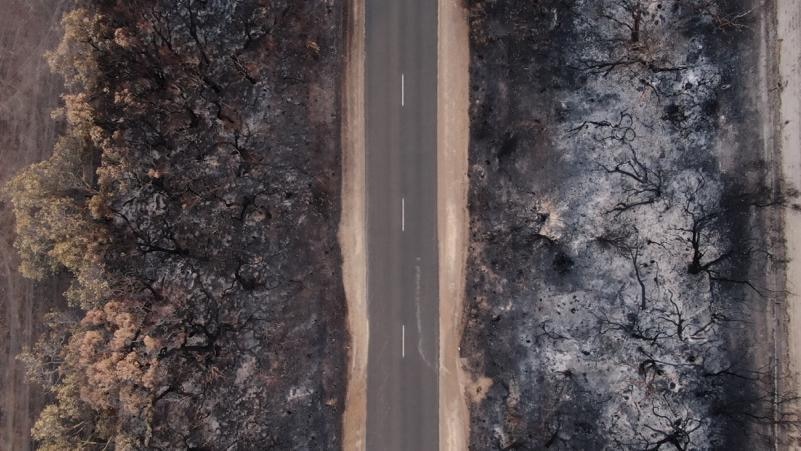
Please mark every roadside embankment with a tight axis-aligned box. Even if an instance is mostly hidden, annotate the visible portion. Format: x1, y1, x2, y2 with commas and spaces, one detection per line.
340, 0, 368, 448
437, 0, 470, 449
777, 0, 801, 447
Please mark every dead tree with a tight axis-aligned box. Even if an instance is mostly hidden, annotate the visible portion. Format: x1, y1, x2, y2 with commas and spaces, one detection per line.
601, 0, 646, 44
597, 310, 664, 344
640, 409, 702, 451
569, 111, 637, 143
680, 202, 721, 277
596, 226, 653, 310
692, 1, 754, 31
570, 112, 664, 215
654, 291, 687, 341
677, 174, 796, 294
578, 1, 692, 77
603, 147, 665, 216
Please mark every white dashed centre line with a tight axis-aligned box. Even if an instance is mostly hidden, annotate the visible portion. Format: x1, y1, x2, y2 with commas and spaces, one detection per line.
401, 73, 405, 107
401, 197, 405, 231
402, 324, 406, 358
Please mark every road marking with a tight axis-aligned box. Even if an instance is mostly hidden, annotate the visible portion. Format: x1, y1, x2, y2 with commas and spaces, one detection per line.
401, 73, 405, 107
402, 324, 405, 358
401, 197, 405, 231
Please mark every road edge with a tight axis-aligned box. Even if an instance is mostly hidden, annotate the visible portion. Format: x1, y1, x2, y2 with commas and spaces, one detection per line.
437, 0, 471, 449
340, 0, 368, 448
776, 0, 801, 448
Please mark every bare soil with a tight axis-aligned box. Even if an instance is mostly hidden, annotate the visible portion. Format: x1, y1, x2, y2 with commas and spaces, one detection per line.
341, 0, 368, 448
437, 0, 471, 449
777, 0, 801, 448
0, 2, 69, 450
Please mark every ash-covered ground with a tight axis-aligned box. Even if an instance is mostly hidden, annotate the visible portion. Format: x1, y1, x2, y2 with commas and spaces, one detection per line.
462, 0, 792, 449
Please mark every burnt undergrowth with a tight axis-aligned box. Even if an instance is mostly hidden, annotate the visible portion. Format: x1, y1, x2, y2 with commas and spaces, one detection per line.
6, 1, 348, 449
462, 1, 796, 449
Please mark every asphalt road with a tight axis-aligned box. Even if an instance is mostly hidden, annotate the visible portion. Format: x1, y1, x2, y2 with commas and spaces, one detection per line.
364, 0, 439, 450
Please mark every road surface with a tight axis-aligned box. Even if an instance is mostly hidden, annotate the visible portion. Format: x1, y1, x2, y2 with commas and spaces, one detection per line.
364, 0, 439, 450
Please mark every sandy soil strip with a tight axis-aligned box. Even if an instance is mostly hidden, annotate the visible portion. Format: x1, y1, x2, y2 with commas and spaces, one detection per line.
777, 0, 801, 448
437, 0, 470, 449
340, 0, 368, 448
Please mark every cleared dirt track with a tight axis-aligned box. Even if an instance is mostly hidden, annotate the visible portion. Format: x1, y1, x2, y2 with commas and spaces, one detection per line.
0, 1, 68, 450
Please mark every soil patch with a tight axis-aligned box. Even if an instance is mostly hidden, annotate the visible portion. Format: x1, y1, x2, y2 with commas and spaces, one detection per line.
777, 0, 801, 447
437, 0, 471, 449
341, 0, 368, 448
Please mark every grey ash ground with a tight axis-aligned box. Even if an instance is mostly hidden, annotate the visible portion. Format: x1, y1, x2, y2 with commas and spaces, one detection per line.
461, 0, 794, 449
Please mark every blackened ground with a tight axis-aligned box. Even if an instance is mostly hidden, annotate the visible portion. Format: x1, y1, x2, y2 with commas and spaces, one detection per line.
8, 0, 350, 449
123, 1, 351, 448
462, 0, 784, 449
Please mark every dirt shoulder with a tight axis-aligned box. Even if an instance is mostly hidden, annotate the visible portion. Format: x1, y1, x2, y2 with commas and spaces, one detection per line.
340, 0, 368, 448
437, 0, 470, 449
777, 0, 801, 447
